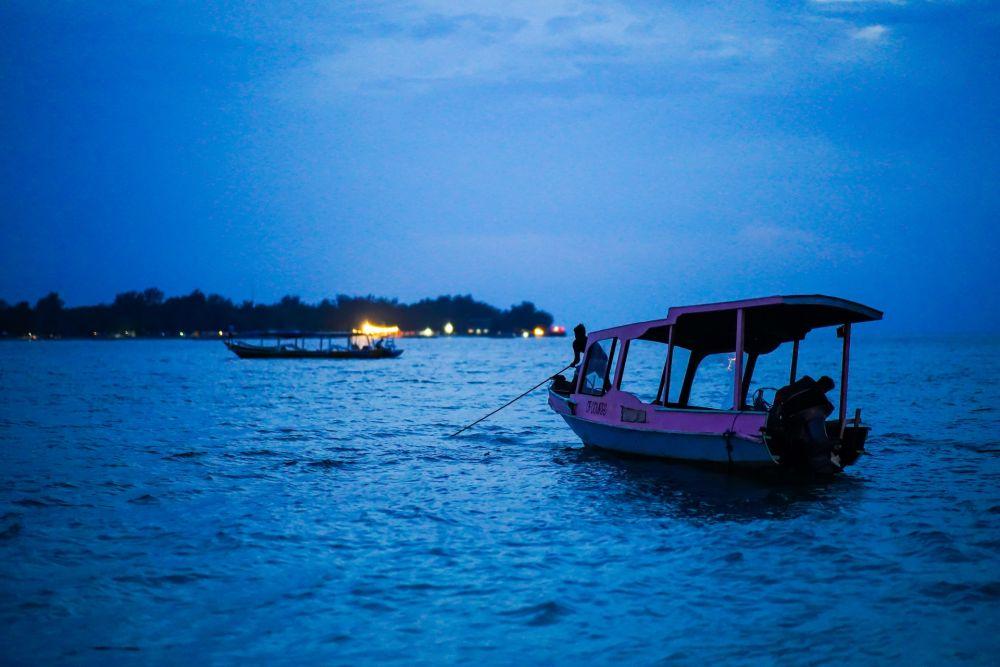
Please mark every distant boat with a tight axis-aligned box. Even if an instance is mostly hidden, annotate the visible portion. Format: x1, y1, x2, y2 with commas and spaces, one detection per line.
548, 295, 882, 474
224, 330, 403, 359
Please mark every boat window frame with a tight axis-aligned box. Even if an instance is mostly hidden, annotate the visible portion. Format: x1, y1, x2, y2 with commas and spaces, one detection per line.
577, 337, 619, 397
617, 337, 679, 405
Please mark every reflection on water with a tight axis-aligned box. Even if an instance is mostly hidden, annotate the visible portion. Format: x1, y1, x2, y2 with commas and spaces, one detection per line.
0, 336, 998, 664
553, 445, 860, 523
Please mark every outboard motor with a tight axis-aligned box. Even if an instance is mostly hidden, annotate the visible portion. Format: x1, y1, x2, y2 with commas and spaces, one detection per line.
766, 375, 840, 472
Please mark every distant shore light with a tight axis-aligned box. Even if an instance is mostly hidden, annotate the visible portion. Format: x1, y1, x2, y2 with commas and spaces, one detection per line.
419, 327, 435, 337
533, 326, 545, 337
521, 330, 529, 338
444, 322, 454, 335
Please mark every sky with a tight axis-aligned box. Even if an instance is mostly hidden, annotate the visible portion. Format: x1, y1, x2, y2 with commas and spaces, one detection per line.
1, 0, 998, 332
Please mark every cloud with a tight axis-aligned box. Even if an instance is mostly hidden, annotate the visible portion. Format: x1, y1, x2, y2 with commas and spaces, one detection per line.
733, 224, 867, 265
811, 0, 903, 5
293, 1, 901, 99
851, 24, 889, 41
275, 0, 928, 105
307, 2, 685, 91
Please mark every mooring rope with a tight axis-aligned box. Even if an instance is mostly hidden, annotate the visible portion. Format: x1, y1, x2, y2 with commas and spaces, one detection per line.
448, 363, 576, 438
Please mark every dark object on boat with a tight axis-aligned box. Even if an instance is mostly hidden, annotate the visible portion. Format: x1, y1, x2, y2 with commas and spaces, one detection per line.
224, 331, 403, 359
764, 375, 847, 473
551, 373, 575, 394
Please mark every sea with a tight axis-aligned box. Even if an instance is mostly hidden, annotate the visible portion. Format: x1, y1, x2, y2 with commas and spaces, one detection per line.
1, 335, 998, 664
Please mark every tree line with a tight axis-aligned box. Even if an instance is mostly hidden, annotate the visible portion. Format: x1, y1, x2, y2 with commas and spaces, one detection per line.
0, 289, 555, 338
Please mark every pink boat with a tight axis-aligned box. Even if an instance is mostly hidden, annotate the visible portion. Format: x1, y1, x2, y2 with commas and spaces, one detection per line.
548, 295, 883, 474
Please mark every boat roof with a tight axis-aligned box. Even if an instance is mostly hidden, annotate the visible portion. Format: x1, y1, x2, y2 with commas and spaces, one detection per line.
231, 330, 374, 339
591, 295, 882, 354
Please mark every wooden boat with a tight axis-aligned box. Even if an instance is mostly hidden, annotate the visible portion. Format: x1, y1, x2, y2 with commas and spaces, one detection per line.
548, 295, 882, 474
224, 331, 403, 359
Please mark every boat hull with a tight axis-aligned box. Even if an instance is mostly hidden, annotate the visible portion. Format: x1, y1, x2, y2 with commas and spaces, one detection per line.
549, 388, 778, 469
560, 413, 778, 468
225, 342, 403, 359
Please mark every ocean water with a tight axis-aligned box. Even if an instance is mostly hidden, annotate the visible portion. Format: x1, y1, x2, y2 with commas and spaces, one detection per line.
0, 335, 998, 664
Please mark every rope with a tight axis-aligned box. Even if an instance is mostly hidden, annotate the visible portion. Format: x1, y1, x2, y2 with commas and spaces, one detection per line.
448, 363, 576, 438
724, 411, 740, 466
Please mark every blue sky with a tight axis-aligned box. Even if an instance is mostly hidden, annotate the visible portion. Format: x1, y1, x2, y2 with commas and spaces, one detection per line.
2, 1, 998, 331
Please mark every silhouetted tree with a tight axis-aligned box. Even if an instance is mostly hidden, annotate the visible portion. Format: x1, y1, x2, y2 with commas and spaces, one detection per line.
0, 289, 557, 337
34, 292, 64, 336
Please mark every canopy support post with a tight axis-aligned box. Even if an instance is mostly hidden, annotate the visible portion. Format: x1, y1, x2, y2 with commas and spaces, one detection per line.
789, 338, 799, 384
733, 308, 745, 411
657, 325, 674, 405
679, 351, 703, 407
614, 339, 630, 390
741, 353, 758, 408
839, 323, 852, 437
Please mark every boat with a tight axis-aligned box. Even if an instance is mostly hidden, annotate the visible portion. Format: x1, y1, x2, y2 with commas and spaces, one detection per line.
224, 330, 403, 359
548, 295, 882, 474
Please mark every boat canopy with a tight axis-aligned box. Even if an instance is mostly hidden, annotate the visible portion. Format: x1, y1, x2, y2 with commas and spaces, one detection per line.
594, 295, 882, 354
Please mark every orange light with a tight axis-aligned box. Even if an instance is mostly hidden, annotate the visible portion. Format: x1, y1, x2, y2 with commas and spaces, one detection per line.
357, 321, 400, 337
533, 327, 545, 337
